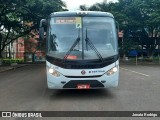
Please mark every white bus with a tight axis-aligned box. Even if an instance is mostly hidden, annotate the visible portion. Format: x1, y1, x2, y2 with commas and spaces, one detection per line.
39, 11, 119, 89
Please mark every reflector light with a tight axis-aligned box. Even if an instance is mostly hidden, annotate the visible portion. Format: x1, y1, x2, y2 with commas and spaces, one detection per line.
67, 55, 77, 59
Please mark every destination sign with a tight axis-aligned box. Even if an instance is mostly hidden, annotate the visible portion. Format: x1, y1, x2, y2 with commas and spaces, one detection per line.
55, 17, 76, 24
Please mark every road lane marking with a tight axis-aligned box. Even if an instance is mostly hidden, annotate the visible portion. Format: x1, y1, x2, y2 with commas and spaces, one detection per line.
120, 67, 150, 77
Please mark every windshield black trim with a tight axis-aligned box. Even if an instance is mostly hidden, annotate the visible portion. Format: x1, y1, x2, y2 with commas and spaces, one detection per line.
46, 55, 119, 69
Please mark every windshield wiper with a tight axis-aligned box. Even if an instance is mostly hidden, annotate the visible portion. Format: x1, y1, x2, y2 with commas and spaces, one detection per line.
63, 26, 81, 62
63, 37, 80, 62
85, 28, 104, 62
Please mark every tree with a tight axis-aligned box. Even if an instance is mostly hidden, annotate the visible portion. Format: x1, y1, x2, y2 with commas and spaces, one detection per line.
0, 0, 67, 58
24, 32, 38, 62
79, 5, 88, 11
120, 0, 160, 57
120, 38, 140, 57
79, 0, 160, 57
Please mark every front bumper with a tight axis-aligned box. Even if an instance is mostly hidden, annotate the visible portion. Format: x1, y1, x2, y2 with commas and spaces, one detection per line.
46, 61, 119, 89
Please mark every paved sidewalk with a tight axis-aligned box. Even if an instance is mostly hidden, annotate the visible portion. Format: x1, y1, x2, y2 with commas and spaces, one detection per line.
0, 64, 27, 73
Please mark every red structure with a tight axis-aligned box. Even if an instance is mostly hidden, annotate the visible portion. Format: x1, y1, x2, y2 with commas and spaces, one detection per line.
13, 37, 45, 61
13, 38, 25, 59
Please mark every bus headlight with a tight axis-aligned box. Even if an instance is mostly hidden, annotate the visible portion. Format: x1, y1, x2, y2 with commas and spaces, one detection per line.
48, 68, 61, 77
106, 66, 118, 76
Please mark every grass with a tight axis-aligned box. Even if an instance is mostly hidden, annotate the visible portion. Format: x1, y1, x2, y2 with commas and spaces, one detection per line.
123, 56, 160, 64
0, 58, 24, 65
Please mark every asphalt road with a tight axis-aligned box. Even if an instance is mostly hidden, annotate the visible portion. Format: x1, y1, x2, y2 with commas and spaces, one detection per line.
0, 63, 160, 120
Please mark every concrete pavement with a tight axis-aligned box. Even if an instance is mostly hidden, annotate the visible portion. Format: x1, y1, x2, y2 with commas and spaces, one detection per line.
0, 64, 160, 119
0, 64, 160, 111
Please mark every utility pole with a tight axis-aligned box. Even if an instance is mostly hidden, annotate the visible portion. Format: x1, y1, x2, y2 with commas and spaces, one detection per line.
158, 38, 160, 64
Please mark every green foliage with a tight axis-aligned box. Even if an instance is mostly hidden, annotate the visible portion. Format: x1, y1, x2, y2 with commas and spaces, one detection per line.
1, 59, 24, 65
0, 0, 67, 58
119, 38, 140, 56
80, 0, 160, 57
79, 5, 88, 11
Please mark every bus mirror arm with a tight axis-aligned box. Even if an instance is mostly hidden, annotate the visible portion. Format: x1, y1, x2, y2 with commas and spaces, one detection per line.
39, 19, 47, 41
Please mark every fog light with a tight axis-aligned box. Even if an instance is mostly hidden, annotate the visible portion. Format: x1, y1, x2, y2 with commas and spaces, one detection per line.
106, 66, 118, 76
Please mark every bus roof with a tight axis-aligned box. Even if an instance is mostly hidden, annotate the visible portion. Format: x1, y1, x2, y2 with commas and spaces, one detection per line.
50, 11, 114, 18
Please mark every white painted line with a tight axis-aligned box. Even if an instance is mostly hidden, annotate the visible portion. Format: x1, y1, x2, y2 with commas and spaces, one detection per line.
120, 67, 150, 77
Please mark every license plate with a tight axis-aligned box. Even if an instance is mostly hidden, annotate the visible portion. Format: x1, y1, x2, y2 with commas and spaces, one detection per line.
77, 84, 90, 89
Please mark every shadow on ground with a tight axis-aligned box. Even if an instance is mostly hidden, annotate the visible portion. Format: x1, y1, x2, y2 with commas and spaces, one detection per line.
48, 89, 115, 100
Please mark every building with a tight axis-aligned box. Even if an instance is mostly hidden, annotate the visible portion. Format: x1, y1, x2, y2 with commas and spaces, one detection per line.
13, 38, 25, 59
4, 36, 45, 61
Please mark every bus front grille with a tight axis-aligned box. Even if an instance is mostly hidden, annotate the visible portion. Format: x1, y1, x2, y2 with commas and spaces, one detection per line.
63, 80, 104, 88
65, 75, 102, 78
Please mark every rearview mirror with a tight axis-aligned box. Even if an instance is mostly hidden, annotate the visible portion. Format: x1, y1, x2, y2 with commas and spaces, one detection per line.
115, 21, 119, 33
39, 27, 44, 41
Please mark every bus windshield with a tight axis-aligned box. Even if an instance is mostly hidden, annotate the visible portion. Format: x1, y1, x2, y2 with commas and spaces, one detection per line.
47, 17, 118, 60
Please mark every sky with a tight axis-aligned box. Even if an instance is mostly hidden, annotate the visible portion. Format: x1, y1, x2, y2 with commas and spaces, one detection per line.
62, 0, 118, 11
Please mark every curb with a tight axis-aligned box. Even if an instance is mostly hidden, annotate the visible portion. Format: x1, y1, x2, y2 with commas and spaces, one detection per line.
0, 64, 28, 73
